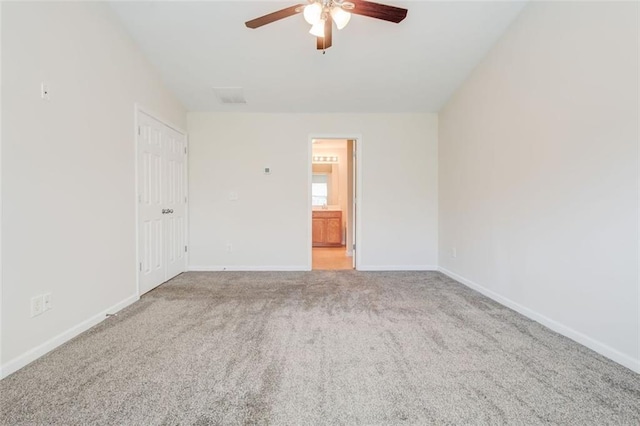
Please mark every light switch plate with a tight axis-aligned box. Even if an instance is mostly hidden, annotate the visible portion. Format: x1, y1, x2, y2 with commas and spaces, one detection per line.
31, 296, 44, 317
41, 82, 50, 101
43, 293, 52, 311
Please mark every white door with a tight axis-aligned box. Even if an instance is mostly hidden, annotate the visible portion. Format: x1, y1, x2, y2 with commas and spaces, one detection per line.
164, 126, 187, 279
137, 112, 187, 295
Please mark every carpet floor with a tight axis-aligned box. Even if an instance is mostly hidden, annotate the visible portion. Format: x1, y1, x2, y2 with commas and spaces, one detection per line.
1, 271, 639, 425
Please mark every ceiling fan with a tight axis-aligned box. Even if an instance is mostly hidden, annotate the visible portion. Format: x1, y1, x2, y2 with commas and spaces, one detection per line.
245, 0, 408, 51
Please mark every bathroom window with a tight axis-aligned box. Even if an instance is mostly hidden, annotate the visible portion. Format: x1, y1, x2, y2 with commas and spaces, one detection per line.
312, 174, 329, 206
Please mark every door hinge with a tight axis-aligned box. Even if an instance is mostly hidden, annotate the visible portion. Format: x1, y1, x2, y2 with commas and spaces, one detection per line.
139, 262, 142, 271
185, 196, 187, 203
138, 126, 141, 136
185, 245, 188, 253
353, 244, 356, 251
184, 147, 187, 154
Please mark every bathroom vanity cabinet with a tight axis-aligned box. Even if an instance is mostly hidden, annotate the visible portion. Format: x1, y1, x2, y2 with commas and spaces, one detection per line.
312, 210, 342, 247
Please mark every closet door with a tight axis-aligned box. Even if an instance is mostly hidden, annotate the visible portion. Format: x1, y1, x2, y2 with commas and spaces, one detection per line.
137, 112, 187, 295
138, 113, 166, 294
164, 126, 187, 281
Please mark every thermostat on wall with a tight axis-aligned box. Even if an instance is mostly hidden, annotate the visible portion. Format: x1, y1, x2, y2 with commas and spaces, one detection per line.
264, 167, 271, 175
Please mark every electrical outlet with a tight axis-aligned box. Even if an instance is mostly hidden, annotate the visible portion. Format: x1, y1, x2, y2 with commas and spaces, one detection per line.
43, 293, 52, 311
31, 296, 44, 317
452, 248, 457, 259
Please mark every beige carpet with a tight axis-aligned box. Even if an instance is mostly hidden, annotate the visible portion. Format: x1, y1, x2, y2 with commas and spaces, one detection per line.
1, 271, 639, 425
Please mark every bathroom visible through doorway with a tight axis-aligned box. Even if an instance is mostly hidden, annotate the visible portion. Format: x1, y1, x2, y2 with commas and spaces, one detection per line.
310, 138, 357, 270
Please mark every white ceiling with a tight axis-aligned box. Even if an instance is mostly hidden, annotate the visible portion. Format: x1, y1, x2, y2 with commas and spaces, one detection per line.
110, 1, 526, 113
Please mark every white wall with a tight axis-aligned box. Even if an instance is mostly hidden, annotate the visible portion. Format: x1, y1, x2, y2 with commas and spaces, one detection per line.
1, 2, 186, 376
188, 113, 438, 271
439, 1, 639, 372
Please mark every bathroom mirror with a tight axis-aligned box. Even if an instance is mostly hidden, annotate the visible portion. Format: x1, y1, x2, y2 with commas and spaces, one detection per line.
312, 164, 339, 206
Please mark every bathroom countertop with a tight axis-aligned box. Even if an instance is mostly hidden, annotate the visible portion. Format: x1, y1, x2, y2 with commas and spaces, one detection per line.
312, 206, 342, 212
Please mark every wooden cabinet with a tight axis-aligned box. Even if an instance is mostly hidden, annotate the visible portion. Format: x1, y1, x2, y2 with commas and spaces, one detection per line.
312, 211, 342, 247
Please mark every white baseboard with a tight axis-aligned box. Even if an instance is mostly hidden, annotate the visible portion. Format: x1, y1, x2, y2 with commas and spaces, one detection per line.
0, 294, 139, 380
438, 267, 640, 374
358, 265, 438, 271
188, 266, 309, 272
190, 266, 440, 272
190, 265, 439, 272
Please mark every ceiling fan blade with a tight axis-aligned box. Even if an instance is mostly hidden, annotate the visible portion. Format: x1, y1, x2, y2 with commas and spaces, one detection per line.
349, 0, 408, 23
245, 4, 305, 29
316, 19, 333, 50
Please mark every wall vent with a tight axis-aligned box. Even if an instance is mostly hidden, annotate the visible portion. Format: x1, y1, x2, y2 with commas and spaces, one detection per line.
213, 87, 246, 104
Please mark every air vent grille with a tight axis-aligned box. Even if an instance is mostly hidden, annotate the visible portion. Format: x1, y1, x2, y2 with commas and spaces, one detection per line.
213, 87, 246, 104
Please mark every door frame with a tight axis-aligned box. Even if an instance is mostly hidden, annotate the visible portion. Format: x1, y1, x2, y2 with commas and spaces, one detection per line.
134, 104, 189, 297
307, 134, 362, 270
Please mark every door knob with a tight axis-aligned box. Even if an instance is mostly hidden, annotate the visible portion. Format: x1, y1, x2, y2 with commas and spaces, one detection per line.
169, 209, 174, 214
162, 209, 167, 214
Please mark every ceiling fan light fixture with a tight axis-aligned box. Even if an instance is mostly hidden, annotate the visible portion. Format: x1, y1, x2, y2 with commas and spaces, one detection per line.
303, 2, 322, 25
330, 7, 351, 30
309, 19, 325, 37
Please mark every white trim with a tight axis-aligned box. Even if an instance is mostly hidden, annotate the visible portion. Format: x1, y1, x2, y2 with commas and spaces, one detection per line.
0, 3, 4, 379
134, 105, 141, 297
307, 137, 313, 270
184, 133, 190, 271
0, 294, 139, 380
637, 0, 640, 381
355, 138, 362, 270
359, 265, 438, 271
189, 266, 308, 272
134, 103, 187, 135
308, 134, 363, 271
189, 265, 439, 272
438, 267, 640, 374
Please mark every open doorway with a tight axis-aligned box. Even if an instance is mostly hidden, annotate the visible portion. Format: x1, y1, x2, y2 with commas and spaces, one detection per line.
309, 138, 358, 270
